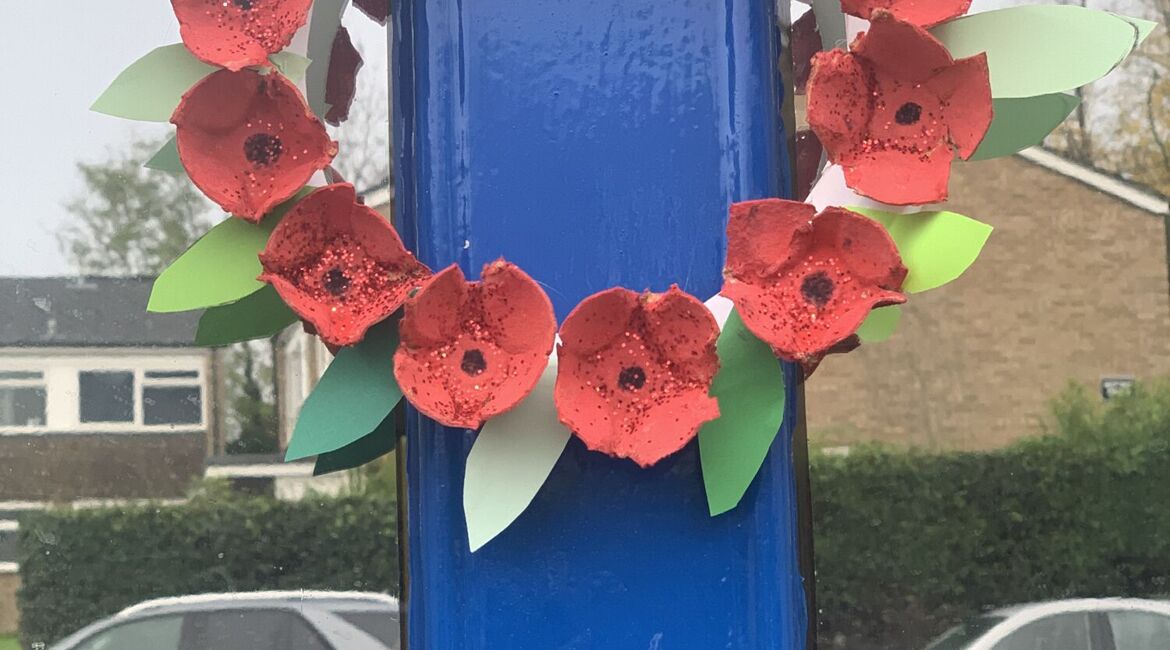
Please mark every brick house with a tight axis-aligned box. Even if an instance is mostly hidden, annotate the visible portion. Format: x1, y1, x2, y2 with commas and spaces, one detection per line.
806, 148, 1170, 450
0, 276, 215, 631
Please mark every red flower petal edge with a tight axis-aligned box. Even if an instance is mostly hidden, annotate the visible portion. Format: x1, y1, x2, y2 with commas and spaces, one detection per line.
259, 183, 430, 347
805, 11, 992, 205
722, 199, 907, 369
325, 26, 364, 127
171, 0, 312, 71
394, 260, 557, 430
173, 69, 337, 221
839, 0, 972, 27
555, 286, 721, 468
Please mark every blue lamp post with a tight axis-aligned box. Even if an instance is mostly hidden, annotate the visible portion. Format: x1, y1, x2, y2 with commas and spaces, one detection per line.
392, 0, 809, 646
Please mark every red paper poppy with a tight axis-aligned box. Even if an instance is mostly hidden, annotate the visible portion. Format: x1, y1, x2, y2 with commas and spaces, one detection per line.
172, 0, 312, 71
259, 183, 430, 347
840, 0, 971, 27
806, 11, 992, 205
173, 68, 337, 221
554, 286, 721, 468
722, 199, 907, 370
394, 261, 557, 430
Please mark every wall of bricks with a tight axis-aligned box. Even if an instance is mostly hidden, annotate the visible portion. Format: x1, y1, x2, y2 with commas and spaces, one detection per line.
0, 573, 17, 634
805, 156, 1170, 449
0, 433, 205, 500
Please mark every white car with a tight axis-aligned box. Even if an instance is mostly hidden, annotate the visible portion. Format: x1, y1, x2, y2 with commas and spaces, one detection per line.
48, 591, 399, 650
926, 598, 1170, 650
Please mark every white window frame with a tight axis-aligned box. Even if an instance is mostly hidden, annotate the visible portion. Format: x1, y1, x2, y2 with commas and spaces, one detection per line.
0, 371, 47, 430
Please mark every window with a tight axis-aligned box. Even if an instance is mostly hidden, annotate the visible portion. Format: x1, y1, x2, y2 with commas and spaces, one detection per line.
74, 615, 184, 650
993, 613, 1092, 650
78, 371, 134, 423
143, 370, 202, 426
193, 610, 330, 650
1108, 610, 1170, 649
0, 370, 46, 427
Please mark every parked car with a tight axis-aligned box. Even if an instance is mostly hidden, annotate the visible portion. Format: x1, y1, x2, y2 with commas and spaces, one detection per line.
926, 598, 1170, 650
48, 591, 399, 650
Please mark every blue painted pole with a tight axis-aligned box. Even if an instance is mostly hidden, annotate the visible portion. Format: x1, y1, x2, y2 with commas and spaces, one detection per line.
392, 0, 808, 647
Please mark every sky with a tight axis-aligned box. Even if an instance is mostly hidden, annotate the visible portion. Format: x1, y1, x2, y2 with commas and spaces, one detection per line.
0, 3, 388, 277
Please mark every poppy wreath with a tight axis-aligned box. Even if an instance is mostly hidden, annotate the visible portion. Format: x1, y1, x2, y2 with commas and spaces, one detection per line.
95, 0, 1152, 550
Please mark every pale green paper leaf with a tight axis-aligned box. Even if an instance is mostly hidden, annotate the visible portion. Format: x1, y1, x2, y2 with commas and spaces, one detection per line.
305, 0, 347, 117
1119, 15, 1159, 44
195, 285, 298, 347
148, 188, 312, 313
465, 353, 569, 552
857, 306, 902, 344
850, 207, 992, 294
699, 309, 787, 517
92, 44, 215, 121
286, 321, 403, 461
970, 94, 1081, 161
932, 6, 1146, 98
145, 137, 183, 175
268, 51, 312, 81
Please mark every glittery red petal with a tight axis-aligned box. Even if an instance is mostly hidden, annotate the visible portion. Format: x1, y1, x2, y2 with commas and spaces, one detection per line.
842, 144, 954, 205
173, 69, 338, 221
557, 287, 639, 355
258, 184, 429, 347
351, 0, 391, 25
555, 287, 720, 468
171, 0, 312, 71
725, 199, 815, 280
398, 265, 467, 348
851, 11, 953, 81
839, 0, 972, 28
324, 26, 363, 127
722, 200, 906, 363
395, 260, 556, 429
927, 54, 994, 160
791, 10, 820, 95
479, 260, 557, 354
806, 50, 874, 160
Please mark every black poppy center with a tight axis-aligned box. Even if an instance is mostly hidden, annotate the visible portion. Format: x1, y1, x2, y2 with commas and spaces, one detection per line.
244, 133, 283, 166
618, 366, 647, 392
323, 267, 349, 296
894, 102, 923, 126
461, 349, 487, 376
800, 271, 835, 308
233, 0, 254, 9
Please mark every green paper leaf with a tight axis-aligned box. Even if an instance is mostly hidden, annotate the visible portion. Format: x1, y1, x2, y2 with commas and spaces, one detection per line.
285, 321, 403, 462
699, 309, 787, 517
932, 6, 1148, 98
195, 286, 298, 347
148, 187, 312, 313
857, 306, 902, 344
464, 354, 568, 552
850, 207, 992, 294
305, 0, 347, 117
92, 44, 215, 122
145, 136, 183, 175
313, 409, 398, 476
969, 94, 1081, 161
268, 51, 312, 82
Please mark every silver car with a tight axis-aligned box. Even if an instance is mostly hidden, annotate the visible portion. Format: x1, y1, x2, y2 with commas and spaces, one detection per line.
926, 598, 1170, 650
48, 591, 399, 650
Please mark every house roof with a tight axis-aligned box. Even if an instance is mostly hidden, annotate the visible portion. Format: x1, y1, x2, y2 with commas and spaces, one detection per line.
1017, 147, 1170, 216
0, 276, 200, 347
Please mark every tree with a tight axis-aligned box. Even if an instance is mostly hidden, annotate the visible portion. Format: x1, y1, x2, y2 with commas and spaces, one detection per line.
60, 136, 279, 455
59, 138, 211, 275
1045, 0, 1170, 195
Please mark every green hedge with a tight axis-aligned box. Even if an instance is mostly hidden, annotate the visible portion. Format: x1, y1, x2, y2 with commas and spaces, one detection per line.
812, 433, 1170, 649
17, 493, 397, 646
